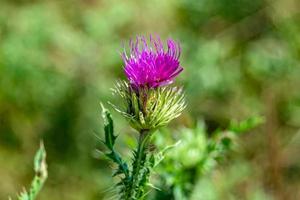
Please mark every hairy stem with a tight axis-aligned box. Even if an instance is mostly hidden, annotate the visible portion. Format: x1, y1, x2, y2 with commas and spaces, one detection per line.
125, 130, 151, 199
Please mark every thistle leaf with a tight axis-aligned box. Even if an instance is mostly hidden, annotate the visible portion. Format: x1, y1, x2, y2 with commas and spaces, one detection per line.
99, 103, 131, 198
101, 103, 117, 150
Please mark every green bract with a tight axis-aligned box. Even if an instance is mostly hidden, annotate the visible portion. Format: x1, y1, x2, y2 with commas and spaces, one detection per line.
111, 81, 186, 132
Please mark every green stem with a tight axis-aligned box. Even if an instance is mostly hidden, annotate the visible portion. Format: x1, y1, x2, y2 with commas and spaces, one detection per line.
126, 130, 151, 199
28, 174, 47, 200
18, 142, 47, 200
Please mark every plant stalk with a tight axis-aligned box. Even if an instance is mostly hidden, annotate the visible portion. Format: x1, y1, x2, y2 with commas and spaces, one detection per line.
125, 130, 151, 199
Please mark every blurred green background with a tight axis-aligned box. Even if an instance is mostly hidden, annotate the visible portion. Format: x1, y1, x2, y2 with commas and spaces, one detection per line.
0, 0, 300, 199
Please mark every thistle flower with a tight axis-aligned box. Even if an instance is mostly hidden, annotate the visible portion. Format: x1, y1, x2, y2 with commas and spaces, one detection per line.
113, 36, 186, 132
102, 36, 186, 200
122, 36, 183, 88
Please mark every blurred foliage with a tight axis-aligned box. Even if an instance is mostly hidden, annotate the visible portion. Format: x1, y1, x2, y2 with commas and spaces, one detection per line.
0, 0, 300, 199
151, 117, 264, 200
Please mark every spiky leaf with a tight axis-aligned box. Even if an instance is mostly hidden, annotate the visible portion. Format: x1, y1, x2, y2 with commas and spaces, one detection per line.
101, 103, 117, 150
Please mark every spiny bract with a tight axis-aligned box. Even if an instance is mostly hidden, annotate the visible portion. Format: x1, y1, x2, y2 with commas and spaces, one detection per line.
112, 81, 186, 131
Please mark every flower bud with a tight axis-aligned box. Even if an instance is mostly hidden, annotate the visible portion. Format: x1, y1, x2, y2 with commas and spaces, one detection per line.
112, 81, 186, 132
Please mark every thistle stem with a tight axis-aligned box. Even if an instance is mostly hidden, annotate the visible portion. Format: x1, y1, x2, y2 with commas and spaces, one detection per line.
126, 130, 151, 199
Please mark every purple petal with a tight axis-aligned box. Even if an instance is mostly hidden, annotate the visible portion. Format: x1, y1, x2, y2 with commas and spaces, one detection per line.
122, 35, 183, 88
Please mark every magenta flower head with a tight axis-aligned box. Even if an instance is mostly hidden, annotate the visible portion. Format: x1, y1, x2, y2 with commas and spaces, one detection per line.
122, 36, 183, 88
113, 35, 186, 131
